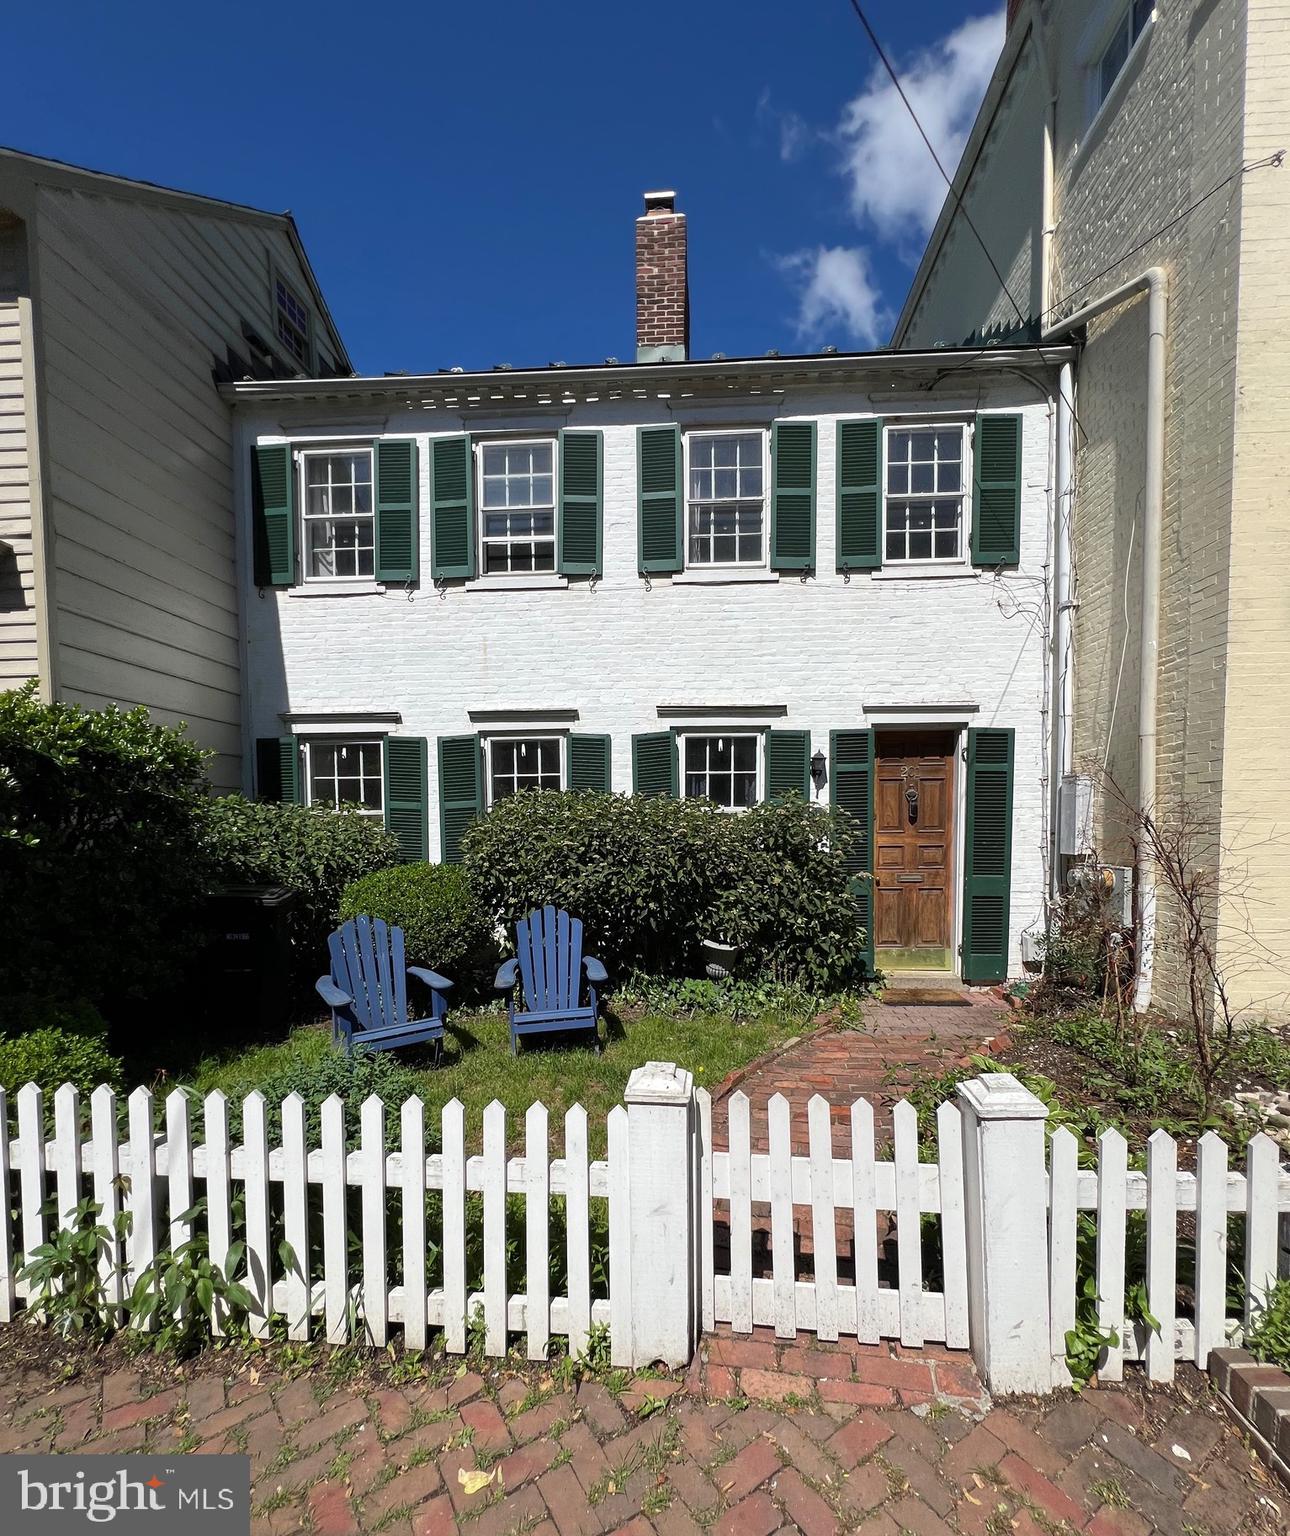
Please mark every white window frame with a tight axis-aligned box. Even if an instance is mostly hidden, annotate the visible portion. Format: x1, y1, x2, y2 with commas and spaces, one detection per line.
678, 730, 763, 812
274, 270, 313, 369
882, 421, 971, 568
303, 738, 384, 819
1083, 1, 1155, 128
683, 429, 769, 571
297, 444, 376, 584
475, 436, 558, 578
483, 733, 566, 807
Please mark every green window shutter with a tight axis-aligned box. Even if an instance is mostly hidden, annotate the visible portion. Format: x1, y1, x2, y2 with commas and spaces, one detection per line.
962, 727, 1015, 983
430, 435, 475, 580
631, 731, 677, 797
765, 730, 810, 801
770, 421, 816, 572
559, 430, 603, 576
251, 444, 294, 587
375, 438, 419, 583
836, 418, 883, 572
830, 729, 874, 976
437, 734, 482, 864
971, 414, 1022, 567
568, 734, 612, 792
383, 736, 428, 862
256, 737, 300, 804
637, 425, 682, 574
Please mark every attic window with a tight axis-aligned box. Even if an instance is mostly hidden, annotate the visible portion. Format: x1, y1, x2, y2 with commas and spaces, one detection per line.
275, 275, 311, 367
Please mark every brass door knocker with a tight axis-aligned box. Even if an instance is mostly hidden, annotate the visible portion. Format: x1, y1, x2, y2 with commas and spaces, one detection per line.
901, 765, 920, 826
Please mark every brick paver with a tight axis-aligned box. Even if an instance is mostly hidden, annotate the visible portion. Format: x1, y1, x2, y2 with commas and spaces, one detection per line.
1, 1323, 1281, 1536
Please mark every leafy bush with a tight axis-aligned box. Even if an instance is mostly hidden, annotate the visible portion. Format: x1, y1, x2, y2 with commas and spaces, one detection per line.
339, 863, 495, 994
0, 1025, 123, 1097
7, 994, 109, 1039
0, 683, 212, 1012
1247, 1276, 1290, 1368
203, 796, 399, 1008
461, 789, 867, 987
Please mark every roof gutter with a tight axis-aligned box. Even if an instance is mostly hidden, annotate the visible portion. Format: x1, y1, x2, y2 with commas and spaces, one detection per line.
1043, 267, 1167, 1014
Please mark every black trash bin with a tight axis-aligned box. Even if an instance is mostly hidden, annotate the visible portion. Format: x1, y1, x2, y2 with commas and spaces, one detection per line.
204, 884, 296, 1033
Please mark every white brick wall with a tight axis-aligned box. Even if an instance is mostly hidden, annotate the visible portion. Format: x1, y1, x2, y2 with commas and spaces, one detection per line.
238, 383, 1054, 976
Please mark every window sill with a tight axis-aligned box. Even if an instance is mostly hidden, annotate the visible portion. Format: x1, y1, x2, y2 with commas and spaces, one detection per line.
670, 569, 780, 586
869, 564, 980, 581
464, 574, 569, 592
287, 581, 386, 598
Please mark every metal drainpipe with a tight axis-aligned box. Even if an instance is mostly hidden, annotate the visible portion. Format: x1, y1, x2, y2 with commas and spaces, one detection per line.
1049, 361, 1075, 901
1043, 267, 1167, 1013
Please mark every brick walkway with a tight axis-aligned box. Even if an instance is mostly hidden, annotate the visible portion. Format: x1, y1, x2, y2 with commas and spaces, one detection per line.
1, 1329, 1281, 1536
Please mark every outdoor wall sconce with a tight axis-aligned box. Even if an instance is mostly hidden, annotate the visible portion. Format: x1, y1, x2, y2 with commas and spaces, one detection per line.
810, 749, 826, 797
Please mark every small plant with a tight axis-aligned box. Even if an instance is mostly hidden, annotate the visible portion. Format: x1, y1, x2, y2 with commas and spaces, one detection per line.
1246, 1276, 1290, 1368
18, 1198, 128, 1338
0, 1024, 124, 1098
1065, 1274, 1119, 1388
124, 1202, 259, 1357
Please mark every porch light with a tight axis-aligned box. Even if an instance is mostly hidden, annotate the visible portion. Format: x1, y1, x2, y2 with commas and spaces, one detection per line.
810, 749, 826, 796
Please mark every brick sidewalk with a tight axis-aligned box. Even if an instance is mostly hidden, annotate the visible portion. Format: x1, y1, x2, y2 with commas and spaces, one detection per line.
1, 1328, 1281, 1536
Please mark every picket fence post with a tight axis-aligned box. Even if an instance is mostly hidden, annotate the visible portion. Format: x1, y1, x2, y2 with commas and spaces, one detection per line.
622, 1061, 698, 1369
958, 1073, 1054, 1395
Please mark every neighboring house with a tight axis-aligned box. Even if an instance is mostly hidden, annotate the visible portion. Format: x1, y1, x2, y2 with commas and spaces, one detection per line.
0, 148, 350, 789
226, 191, 1072, 983
892, 1, 1290, 1019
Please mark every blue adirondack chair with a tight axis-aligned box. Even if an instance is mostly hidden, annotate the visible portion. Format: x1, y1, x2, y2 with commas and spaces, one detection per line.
494, 905, 608, 1055
316, 915, 453, 1060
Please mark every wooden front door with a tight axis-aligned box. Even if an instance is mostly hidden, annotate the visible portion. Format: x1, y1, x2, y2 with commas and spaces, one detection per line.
873, 732, 956, 969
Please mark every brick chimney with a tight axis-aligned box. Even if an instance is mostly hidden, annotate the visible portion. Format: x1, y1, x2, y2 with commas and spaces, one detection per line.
635, 190, 688, 363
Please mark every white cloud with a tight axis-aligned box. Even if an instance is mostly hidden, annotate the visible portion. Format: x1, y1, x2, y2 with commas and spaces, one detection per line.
756, 86, 812, 162
835, 9, 1004, 245
781, 246, 887, 347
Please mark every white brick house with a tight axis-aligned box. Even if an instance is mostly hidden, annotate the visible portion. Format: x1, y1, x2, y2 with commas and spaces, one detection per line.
225, 196, 1070, 984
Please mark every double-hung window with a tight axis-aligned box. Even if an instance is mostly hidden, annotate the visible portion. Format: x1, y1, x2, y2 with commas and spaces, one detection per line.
1093, 1, 1153, 112
681, 733, 760, 810
686, 431, 766, 567
305, 740, 383, 818
275, 274, 312, 368
485, 736, 564, 805
884, 425, 967, 563
300, 447, 375, 580
479, 440, 556, 574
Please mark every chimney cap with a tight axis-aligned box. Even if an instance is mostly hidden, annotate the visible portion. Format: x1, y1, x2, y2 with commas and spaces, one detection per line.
642, 189, 678, 215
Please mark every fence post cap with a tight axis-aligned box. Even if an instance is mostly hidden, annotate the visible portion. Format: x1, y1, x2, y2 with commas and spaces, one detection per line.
957, 1072, 1048, 1121
625, 1061, 694, 1105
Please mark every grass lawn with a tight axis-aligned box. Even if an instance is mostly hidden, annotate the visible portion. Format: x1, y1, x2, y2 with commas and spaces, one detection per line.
189, 1004, 807, 1153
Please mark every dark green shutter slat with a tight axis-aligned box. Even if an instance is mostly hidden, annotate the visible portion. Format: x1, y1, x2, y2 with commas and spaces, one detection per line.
637, 426, 682, 574
830, 729, 874, 976
256, 736, 300, 804
383, 736, 428, 862
631, 731, 677, 797
559, 430, 603, 576
251, 444, 294, 586
836, 418, 882, 571
437, 735, 482, 864
568, 734, 611, 792
766, 730, 810, 801
971, 414, 1022, 567
431, 435, 475, 580
375, 438, 419, 583
770, 421, 816, 572
962, 727, 1015, 983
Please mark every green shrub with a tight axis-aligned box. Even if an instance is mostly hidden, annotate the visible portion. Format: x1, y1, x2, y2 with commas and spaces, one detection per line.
461, 789, 867, 988
202, 796, 399, 1008
339, 863, 496, 995
1246, 1276, 1290, 1368
0, 1025, 123, 1097
7, 994, 109, 1039
0, 683, 212, 1012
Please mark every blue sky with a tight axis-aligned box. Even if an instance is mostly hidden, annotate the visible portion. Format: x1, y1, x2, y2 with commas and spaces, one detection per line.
5, 2, 1003, 374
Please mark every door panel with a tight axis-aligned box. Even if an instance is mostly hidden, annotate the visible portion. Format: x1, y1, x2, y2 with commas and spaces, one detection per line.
872, 731, 956, 968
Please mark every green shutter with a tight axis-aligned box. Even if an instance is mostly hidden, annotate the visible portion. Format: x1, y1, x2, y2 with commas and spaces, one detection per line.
251, 444, 294, 587
437, 734, 482, 864
568, 734, 612, 792
770, 421, 816, 572
637, 426, 682, 574
375, 438, 419, 583
830, 729, 874, 976
971, 414, 1022, 567
836, 418, 882, 572
631, 731, 677, 797
256, 737, 300, 804
765, 730, 810, 801
383, 736, 428, 862
559, 430, 603, 576
962, 727, 1015, 983
430, 435, 475, 580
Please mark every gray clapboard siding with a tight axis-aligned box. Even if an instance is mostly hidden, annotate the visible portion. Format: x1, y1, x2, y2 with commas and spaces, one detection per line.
0, 301, 36, 682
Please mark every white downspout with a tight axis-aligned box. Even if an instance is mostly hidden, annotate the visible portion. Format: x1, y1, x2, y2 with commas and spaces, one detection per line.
1049, 361, 1075, 900
1043, 267, 1167, 1013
